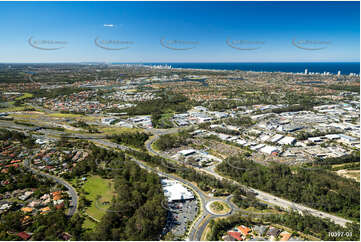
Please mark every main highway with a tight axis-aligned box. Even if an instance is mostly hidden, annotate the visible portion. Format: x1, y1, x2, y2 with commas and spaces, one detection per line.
145, 128, 354, 228
90, 132, 237, 241
1, 119, 354, 240
0, 119, 238, 240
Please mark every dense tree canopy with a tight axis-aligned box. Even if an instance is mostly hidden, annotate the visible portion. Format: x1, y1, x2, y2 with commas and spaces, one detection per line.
217, 156, 360, 220
125, 91, 190, 116
86, 160, 167, 240
154, 131, 191, 151
107, 131, 149, 150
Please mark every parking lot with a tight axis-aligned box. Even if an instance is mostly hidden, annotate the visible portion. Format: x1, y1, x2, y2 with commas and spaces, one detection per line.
162, 199, 199, 238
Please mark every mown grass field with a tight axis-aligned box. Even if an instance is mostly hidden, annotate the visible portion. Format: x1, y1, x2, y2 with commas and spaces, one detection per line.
0, 106, 32, 113
98, 126, 143, 135
11, 113, 42, 119
336, 169, 360, 182
48, 112, 84, 118
15, 93, 33, 100
345, 170, 360, 181
82, 175, 115, 221
331, 162, 360, 168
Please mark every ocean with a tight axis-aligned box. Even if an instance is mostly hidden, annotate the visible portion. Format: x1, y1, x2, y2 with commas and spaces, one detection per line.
135, 62, 360, 75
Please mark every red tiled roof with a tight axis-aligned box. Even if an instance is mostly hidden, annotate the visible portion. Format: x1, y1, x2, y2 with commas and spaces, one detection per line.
21, 207, 33, 213
227, 231, 243, 241
55, 202, 64, 210
52, 191, 62, 196
17, 232, 31, 240
53, 194, 62, 201
281, 232, 291, 241
237, 226, 251, 236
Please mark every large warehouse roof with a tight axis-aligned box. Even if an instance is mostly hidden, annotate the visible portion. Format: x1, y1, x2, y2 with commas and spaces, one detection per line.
161, 179, 194, 202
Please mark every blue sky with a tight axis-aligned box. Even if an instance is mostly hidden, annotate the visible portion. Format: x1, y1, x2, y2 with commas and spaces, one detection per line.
0, 1, 359, 63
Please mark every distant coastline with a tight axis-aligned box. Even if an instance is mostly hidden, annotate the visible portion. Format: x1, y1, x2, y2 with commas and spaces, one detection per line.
118, 62, 360, 75
1, 62, 359, 75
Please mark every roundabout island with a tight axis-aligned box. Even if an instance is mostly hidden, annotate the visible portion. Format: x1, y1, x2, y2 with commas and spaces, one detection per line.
206, 200, 232, 216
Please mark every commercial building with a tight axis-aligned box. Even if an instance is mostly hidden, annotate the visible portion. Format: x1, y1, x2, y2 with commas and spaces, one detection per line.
178, 149, 197, 157
161, 179, 194, 202
270, 134, 284, 143
260, 146, 280, 155
278, 136, 296, 145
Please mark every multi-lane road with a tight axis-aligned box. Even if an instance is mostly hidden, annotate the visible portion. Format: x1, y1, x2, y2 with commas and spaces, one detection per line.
1, 119, 355, 240
89, 134, 234, 241
145, 128, 354, 228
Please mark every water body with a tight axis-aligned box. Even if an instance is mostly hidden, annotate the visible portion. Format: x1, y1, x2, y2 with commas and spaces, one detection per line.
123, 62, 360, 75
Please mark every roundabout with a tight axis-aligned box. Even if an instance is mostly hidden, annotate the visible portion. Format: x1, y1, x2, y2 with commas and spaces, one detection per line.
206, 200, 232, 216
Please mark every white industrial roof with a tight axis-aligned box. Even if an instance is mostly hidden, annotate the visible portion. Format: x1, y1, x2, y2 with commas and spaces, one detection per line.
270, 134, 284, 143
260, 135, 270, 142
278, 136, 296, 145
161, 179, 194, 202
236, 139, 247, 145
325, 134, 340, 140
178, 149, 196, 156
260, 145, 279, 155
251, 144, 265, 151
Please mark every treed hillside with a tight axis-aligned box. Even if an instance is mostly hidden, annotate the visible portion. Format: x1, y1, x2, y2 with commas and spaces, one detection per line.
216, 155, 360, 220
87, 160, 167, 240
50, 140, 168, 240
125, 91, 190, 115
107, 131, 149, 150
